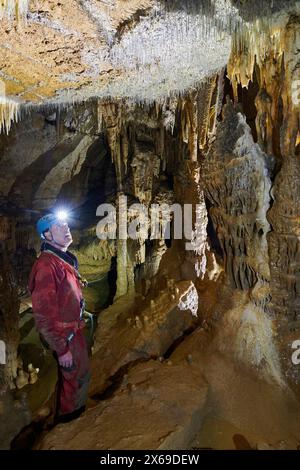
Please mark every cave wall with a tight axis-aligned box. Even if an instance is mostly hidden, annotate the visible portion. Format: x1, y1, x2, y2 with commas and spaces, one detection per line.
229, 12, 300, 389
91, 8, 300, 393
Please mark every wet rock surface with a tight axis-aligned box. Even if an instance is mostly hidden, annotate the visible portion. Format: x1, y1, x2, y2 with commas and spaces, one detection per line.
39, 358, 208, 450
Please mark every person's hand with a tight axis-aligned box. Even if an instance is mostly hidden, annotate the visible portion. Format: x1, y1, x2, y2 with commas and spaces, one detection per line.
58, 350, 73, 368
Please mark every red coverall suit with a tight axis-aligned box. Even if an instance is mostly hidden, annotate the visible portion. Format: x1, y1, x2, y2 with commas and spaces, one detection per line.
28, 249, 90, 416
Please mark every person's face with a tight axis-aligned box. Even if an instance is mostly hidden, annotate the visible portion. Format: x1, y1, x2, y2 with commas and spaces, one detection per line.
45, 221, 73, 248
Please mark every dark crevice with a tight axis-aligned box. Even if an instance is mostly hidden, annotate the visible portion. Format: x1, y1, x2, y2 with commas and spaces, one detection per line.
58, 134, 116, 229
90, 357, 150, 402
205, 198, 224, 259
167, 172, 174, 190
237, 71, 259, 143
91, 322, 200, 403
221, 74, 235, 112
8, 134, 84, 209
105, 256, 117, 308
10, 421, 43, 450
115, 8, 154, 45
163, 325, 197, 359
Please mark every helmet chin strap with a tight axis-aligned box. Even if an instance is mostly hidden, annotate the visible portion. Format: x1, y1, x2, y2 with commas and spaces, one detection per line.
46, 231, 68, 249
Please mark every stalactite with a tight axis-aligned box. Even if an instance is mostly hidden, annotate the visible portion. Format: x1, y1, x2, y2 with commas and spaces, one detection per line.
196, 78, 218, 150
173, 78, 221, 160
224, 13, 300, 378
185, 92, 198, 162
227, 14, 291, 115
100, 102, 124, 190
0, 0, 28, 20
0, 97, 20, 134
131, 142, 160, 206
207, 70, 225, 141
106, 1, 233, 103
181, 98, 189, 145
0, 0, 297, 108
121, 125, 129, 174
228, 13, 299, 160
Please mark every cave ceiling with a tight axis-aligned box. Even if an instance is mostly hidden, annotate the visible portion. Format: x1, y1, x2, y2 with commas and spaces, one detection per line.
0, 0, 296, 110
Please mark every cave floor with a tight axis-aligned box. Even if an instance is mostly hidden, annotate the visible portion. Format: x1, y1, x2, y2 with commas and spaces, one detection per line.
36, 332, 300, 451
189, 352, 300, 450
13, 286, 300, 450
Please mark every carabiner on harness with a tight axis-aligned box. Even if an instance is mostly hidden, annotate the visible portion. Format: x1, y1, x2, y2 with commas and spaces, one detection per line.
67, 332, 75, 344
80, 298, 85, 320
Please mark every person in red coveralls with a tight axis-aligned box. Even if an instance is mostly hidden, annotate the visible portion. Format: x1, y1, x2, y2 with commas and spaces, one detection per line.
28, 211, 90, 424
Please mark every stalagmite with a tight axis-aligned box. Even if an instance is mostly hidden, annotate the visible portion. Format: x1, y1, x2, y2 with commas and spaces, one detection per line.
202, 100, 272, 290
15, 368, 29, 389
28, 363, 39, 385
131, 143, 160, 206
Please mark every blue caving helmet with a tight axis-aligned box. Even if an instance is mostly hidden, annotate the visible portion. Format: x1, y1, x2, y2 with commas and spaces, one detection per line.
36, 213, 57, 239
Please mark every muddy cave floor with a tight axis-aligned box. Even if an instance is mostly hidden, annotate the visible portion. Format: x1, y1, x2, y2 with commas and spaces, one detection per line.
12, 281, 300, 451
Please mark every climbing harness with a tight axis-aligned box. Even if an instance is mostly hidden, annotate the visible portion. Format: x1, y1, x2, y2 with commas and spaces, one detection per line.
40, 242, 91, 344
